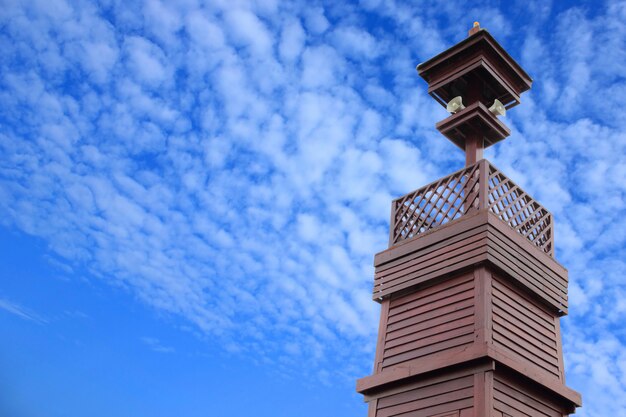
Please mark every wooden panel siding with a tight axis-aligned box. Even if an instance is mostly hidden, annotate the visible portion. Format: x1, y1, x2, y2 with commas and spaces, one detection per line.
381, 274, 475, 370
491, 275, 562, 380
493, 372, 567, 417
373, 368, 476, 417
373, 210, 568, 314
485, 215, 567, 314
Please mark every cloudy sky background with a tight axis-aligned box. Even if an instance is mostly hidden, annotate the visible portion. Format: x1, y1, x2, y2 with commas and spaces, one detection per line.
1, 0, 625, 416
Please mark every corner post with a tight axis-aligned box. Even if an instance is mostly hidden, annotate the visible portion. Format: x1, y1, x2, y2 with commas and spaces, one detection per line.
478, 159, 489, 210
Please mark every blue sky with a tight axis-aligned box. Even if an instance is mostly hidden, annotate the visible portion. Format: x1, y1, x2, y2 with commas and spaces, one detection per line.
1, 0, 625, 416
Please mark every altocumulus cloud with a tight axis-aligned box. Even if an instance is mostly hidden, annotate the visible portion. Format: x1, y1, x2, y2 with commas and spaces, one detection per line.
1, 1, 626, 414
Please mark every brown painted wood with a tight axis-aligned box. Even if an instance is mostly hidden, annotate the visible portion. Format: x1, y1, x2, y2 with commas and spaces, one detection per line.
377, 375, 473, 409
373, 210, 568, 312
374, 210, 487, 266
363, 362, 494, 401
388, 273, 474, 310
359, 25, 580, 417
386, 299, 474, 334
357, 346, 487, 394
473, 372, 486, 417
492, 311, 558, 356
494, 373, 565, 417
487, 229, 566, 294
368, 399, 378, 417
554, 317, 566, 382
484, 370, 494, 417
488, 347, 581, 406
371, 366, 483, 417
382, 333, 475, 368
388, 276, 474, 314
378, 389, 473, 417
385, 315, 474, 350
387, 282, 474, 325
487, 235, 565, 305
436, 102, 510, 153
417, 30, 532, 104
377, 234, 486, 283
473, 267, 491, 346
373, 299, 391, 373
387, 306, 474, 342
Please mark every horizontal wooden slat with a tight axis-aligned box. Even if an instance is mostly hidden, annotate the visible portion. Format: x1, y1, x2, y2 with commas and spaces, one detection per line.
494, 378, 562, 417
485, 209, 565, 276
376, 255, 487, 300
377, 231, 487, 281
492, 305, 555, 345
382, 333, 474, 368
375, 210, 488, 267
487, 225, 566, 292
494, 399, 559, 417
375, 244, 486, 296
389, 279, 474, 317
362, 360, 490, 399
377, 375, 474, 409
389, 273, 473, 309
378, 224, 487, 274
388, 288, 474, 325
487, 239, 565, 309
487, 252, 563, 313
373, 210, 568, 313
492, 328, 560, 377
386, 298, 474, 333
492, 281, 555, 330
488, 235, 565, 301
377, 388, 473, 417
385, 315, 475, 351
384, 324, 474, 357
387, 306, 474, 342
493, 312, 557, 354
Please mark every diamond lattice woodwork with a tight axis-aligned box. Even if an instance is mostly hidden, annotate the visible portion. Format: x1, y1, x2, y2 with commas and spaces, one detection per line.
390, 160, 553, 257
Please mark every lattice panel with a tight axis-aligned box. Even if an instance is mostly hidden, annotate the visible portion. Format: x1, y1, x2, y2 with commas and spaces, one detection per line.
486, 165, 554, 255
390, 164, 480, 245
389, 160, 554, 256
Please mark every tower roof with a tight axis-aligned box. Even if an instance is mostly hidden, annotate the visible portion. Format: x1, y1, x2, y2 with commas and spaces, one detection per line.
417, 29, 532, 110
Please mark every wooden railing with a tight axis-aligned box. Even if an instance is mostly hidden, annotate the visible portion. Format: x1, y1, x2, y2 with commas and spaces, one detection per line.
389, 160, 554, 256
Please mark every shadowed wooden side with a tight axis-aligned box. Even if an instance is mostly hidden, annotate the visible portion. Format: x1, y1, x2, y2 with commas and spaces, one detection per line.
369, 366, 479, 417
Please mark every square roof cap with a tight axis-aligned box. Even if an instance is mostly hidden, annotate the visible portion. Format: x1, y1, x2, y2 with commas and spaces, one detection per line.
417, 29, 533, 110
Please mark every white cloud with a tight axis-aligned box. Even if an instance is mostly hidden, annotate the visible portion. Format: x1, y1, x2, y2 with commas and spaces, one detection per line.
279, 18, 306, 62
301, 45, 345, 89
0, 298, 47, 324
1, 1, 626, 412
303, 7, 329, 35
332, 26, 380, 59
141, 336, 175, 353
223, 8, 273, 57
124, 36, 168, 86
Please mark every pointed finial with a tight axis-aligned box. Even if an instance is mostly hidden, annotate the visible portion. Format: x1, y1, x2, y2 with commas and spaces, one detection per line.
468, 21, 481, 36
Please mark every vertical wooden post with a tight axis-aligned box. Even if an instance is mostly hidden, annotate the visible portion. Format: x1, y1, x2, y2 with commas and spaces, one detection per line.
373, 299, 390, 373
465, 134, 484, 166
474, 266, 493, 347
388, 200, 397, 247
464, 74, 484, 167
479, 159, 489, 210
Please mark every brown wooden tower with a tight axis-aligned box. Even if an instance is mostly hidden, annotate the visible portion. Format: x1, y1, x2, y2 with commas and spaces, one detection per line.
357, 23, 582, 417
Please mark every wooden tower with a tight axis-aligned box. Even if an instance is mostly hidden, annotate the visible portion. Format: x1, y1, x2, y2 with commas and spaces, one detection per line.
356, 24, 582, 417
